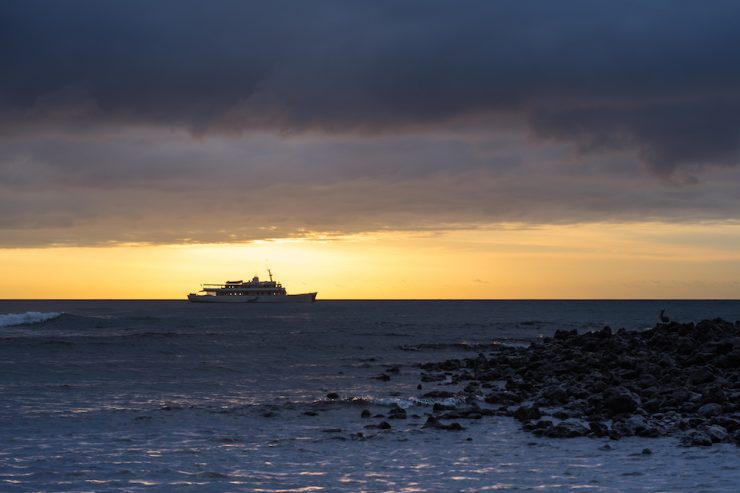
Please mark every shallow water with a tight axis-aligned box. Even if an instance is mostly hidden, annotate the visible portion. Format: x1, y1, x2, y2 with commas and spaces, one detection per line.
1, 300, 739, 492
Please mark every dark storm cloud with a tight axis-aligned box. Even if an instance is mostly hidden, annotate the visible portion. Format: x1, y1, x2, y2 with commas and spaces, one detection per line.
3, 1, 740, 172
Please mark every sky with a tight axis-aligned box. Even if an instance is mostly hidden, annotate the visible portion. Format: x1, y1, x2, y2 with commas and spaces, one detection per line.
1, 0, 739, 299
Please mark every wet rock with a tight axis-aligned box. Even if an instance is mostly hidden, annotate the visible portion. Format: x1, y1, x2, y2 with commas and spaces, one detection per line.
360, 409, 371, 419
513, 405, 542, 422
523, 419, 552, 432
641, 448, 652, 455
602, 387, 641, 415
540, 419, 590, 438
697, 402, 723, 417
712, 415, 740, 432
433, 403, 456, 413
413, 317, 740, 446
541, 386, 569, 404
364, 421, 392, 430
421, 373, 445, 382
680, 430, 713, 447
687, 367, 715, 385
624, 415, 659, 437
422, 416, 465, 431
588, 421, 609, 437
326, 392, 340, 400
388, 405, 407, 419
703, 424, 728, 442
554, 329, 578, 340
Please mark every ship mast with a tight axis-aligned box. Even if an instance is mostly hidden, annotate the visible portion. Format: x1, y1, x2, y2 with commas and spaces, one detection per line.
268, 269, 273, 282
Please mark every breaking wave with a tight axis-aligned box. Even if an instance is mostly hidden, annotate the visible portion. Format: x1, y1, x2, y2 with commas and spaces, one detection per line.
0, 311, 63, 328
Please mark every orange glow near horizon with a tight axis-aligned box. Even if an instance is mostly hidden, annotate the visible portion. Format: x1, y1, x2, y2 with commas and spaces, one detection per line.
1, 222, 739, 299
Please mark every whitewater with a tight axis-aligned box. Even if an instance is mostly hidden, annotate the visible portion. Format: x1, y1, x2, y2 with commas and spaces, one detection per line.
0, 311, 62, 328
1, 299, 739, 492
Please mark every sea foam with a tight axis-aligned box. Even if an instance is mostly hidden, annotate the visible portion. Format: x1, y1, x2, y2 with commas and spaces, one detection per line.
0, 311, 62, 327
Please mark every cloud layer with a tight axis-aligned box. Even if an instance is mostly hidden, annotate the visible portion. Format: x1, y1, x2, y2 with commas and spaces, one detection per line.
1, 1, 740, 246
3, 1, 740, 171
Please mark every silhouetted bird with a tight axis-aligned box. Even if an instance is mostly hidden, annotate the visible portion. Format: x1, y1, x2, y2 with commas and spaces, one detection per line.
660, 309, 670, 323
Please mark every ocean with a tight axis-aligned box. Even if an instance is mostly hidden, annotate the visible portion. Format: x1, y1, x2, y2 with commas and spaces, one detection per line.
1, 300, 740, 492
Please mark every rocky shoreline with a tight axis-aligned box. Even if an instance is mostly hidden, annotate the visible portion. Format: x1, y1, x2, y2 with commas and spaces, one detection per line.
371, 318, 740, 447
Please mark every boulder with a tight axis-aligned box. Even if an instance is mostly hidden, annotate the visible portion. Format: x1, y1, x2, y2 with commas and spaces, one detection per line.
680, 430, 712, 447
703, 425, 728, 443
602, 387, 641, 415
697, 403, 723, 418
513, 405, 542, 422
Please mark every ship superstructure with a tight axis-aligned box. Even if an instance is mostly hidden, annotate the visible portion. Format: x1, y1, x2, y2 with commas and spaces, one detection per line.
187, 270, 317, 303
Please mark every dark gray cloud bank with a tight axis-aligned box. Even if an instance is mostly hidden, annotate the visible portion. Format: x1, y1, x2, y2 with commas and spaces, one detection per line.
1, 1, 740, 246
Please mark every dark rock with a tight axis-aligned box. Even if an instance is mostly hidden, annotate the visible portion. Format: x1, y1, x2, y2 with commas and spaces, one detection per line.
432, 402, 455, 412
602, 387, 641, 415
540, 419, 590, 438
375, 374, 391, 381
388, 405, 407, 419
378, 421, 391, 430
588, 421, 609, 437
523, 419, 552, 432
697, 402, 723, 417
687, 367, 715, 385
680, 430, 712, 447
413, 317, 740, 447
641, 448, 652, 455
422, 415, 465, 431
360, 409, 371, 419
303, 411, 318, 416
554, 329, 578, 340
421, 373, 445, 382
703, 424, 728, 442
542, 386, 569, 404
326, 392, 340, 400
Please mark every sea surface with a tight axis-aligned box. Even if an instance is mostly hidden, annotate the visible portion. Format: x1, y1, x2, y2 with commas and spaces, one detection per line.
1, 300, 740, 493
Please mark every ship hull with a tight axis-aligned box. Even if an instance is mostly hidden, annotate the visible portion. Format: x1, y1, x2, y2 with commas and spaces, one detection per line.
187, 292, 317, 303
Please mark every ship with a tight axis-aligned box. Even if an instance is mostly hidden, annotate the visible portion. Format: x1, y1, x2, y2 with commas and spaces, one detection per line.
187, 270, 317, 303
